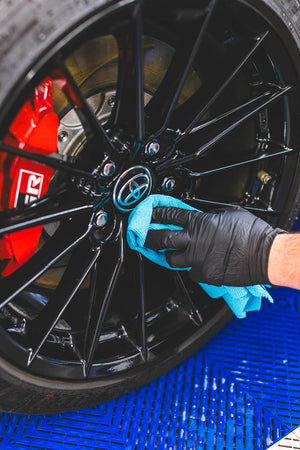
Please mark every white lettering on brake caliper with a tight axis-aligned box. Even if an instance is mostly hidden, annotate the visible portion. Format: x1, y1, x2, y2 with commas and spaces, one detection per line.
14, 169, 44, 207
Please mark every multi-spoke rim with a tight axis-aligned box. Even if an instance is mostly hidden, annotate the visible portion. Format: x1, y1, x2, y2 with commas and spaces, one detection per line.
0, 0, 299, 381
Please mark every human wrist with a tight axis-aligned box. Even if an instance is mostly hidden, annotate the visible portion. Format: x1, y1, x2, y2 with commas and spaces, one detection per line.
267, 233, 289, 287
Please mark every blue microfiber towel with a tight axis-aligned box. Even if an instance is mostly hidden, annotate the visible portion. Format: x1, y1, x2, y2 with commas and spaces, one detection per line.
127, 194, 273, 319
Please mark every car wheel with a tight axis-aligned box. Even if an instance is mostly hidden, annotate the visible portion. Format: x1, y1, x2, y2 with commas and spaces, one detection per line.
0, 0, 299, 413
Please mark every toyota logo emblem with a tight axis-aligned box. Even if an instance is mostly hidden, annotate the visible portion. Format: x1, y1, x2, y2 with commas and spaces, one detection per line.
113, 166, 153, 212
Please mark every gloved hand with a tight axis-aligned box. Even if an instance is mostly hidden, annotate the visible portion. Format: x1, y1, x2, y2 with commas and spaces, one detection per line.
145, 205, 285, 286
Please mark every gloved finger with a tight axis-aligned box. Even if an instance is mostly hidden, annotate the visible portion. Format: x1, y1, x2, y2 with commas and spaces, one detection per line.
165, 249, 189, 268
145, 229, 189, 251
151, 207, 195, 227
208, 205, 243, 214
189, 266, 205, 284
189, 265, 222, 286
207, 208, 228, 214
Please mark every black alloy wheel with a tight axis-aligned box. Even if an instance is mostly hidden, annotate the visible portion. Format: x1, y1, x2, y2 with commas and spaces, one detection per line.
0, 0, 299, 414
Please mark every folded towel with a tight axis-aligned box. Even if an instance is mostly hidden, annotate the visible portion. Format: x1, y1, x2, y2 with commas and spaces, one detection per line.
127, 194, 273, 318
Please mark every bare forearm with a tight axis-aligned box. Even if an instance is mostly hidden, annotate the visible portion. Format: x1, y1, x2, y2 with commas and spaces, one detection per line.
268, 233, 300, 289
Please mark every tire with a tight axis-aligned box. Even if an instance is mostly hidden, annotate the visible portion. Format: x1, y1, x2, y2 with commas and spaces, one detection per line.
0, 0, 299, 414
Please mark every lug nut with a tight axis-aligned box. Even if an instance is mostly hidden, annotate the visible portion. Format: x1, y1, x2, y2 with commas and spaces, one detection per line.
102, 161, 116, 177
95, 210, 108, 227
145, 140, 160, 156
108, 96, 116, 107
162, 177, 176, 192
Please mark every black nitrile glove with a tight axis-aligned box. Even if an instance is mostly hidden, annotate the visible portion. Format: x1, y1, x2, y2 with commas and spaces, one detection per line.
145, 206, 284, 286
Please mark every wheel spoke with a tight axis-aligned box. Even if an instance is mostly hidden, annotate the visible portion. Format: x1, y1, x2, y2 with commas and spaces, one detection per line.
180, 142, 297, 178
53, 60, 118, 159
84, 222, 125, 376
0, 142, 95, 179
146, 0, 217, 134
0, 214, 93, 308
137, 253, 148, 360
157, 85, 291, 171
179, 31, 270, 137
83, 259, 100, 362
173, 272, 203, 326
26, 240, 101, 366
111, 2, 145, 143
185, 196, 279, 216
0, 189, 93, 236
188, 88, 277, 136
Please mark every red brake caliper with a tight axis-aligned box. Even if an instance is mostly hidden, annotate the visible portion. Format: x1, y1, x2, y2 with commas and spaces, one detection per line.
0, 78, 59, 276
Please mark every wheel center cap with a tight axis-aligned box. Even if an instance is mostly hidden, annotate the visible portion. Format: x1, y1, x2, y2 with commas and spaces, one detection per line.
113, 166, 153, 212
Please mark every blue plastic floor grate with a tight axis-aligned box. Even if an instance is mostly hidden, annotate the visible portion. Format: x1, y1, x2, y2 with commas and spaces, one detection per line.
1, 288, 300, 449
